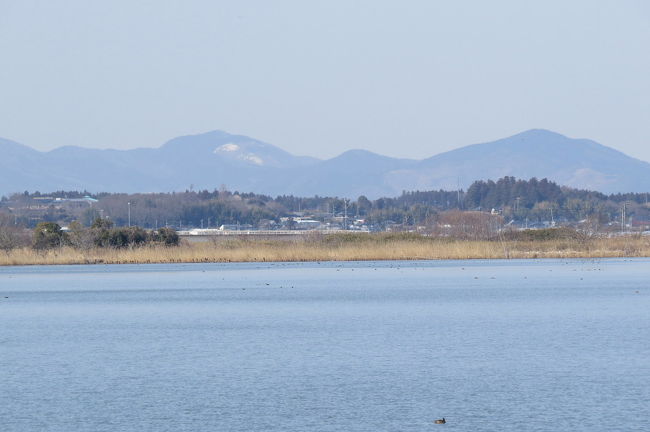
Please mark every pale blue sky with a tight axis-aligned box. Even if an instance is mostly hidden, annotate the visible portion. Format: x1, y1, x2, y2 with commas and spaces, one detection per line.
1, 0, 649, 160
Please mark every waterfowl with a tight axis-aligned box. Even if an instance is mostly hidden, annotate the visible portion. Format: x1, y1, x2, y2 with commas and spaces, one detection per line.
434, 418, 446, 424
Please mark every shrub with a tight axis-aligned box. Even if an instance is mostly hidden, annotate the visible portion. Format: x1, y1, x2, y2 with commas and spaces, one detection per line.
502, 227, 583, 241
100, 226, 148, 248
33, 218, 181, 250
124, 226, 148, 246
151, 227, 180, 246
91, 218, 114, 230
33, 222, 68, 250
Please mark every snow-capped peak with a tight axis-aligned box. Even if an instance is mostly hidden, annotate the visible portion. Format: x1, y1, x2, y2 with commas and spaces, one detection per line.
214, 142, 264, 166
242, 154, 264, 165
215, 143, 240, 152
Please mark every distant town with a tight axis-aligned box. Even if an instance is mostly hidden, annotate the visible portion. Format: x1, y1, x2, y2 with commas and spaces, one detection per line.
2, 177, 650, 243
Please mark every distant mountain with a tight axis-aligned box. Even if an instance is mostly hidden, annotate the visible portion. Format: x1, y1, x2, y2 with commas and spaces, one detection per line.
280, 150, 416, 198
385, 129, 650, 194
1, 129, 649, 198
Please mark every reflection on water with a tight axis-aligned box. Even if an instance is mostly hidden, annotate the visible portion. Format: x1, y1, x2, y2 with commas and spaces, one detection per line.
1, 259, 649, 432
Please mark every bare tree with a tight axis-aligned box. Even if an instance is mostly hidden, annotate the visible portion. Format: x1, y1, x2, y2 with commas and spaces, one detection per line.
0, 213, 29, 251
67, 221, 97, 250
435, 210, 504, 240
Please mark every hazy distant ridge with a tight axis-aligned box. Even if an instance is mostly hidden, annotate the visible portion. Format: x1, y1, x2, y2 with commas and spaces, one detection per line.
1, 129, 649, 197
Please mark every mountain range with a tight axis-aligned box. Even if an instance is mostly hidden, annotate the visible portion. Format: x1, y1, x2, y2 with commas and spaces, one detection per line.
1, 129, 649, 198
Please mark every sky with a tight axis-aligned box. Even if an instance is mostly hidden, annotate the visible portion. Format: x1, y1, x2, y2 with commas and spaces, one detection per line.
1, 0, 649, 161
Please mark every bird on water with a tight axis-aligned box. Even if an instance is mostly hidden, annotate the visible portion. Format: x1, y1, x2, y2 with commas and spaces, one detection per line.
434, 418, 446, 424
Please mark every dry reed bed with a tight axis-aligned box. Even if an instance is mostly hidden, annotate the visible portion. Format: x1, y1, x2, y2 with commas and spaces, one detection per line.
2, 235, 650, 266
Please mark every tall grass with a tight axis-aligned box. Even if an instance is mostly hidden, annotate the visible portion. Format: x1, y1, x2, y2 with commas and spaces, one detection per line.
2, 233, 650, 266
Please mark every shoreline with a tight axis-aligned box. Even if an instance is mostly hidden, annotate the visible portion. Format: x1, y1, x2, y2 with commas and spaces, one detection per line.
2, 235, 649, 266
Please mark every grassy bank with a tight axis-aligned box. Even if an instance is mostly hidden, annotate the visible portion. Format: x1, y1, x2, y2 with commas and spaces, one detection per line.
2, 233, 650, 266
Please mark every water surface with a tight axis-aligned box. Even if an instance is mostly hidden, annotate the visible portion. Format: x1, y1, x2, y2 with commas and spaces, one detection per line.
1, 259, 648, 431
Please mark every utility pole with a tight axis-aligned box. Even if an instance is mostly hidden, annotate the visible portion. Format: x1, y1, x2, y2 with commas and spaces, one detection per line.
344, 199, 348, 230
127, 202, 131, 227
621, 202, 626, 232
550, 207, 554, 227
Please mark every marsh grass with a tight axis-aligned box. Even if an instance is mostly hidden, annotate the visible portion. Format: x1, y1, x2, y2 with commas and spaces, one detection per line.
2, 233, 650, 266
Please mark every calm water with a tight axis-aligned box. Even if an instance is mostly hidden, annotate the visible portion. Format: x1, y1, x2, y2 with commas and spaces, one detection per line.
0, 259, 648, 431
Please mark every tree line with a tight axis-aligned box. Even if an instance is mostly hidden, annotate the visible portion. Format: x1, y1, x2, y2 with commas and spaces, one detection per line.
2, 177, 649, 234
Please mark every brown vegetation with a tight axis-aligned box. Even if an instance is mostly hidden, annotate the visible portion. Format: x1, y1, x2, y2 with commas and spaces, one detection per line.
0, 214, 31, 252
1, 232, 650, 266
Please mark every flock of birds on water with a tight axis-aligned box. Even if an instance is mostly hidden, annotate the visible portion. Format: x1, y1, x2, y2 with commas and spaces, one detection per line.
2, 259, 645, 428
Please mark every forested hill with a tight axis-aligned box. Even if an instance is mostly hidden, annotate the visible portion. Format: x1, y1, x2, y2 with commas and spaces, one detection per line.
461, 177, 635, 211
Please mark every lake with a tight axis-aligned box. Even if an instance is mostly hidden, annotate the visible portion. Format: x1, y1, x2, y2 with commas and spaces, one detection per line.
1, 259, 648, 431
